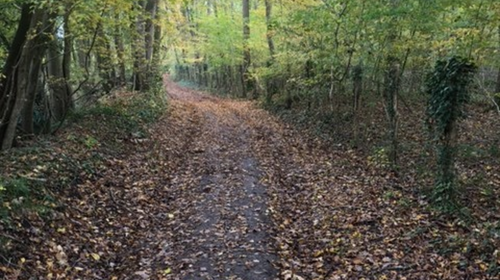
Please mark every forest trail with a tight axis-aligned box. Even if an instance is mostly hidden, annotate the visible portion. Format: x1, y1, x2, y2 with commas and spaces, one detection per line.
163, 78, 278, 279
159, 78, 358, 279
94, 77, 412, 279
5, 77, 494, 280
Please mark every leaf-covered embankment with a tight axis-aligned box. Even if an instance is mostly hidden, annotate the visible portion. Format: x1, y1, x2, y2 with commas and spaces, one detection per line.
250, 103, 500, 279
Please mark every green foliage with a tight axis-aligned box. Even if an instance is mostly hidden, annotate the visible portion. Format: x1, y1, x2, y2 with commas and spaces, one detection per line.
68, 105, 136, 133
129, 82, 167, 124
0, 178, 33, 220
84, 135, 99, 149
488, 141, 500, 158
69, 89, 165, 137
0, 178, 30, 201
425, 57, 477, 138
367, 147, 390, 169
169, 0, 500, 105
196, 13, 244, 67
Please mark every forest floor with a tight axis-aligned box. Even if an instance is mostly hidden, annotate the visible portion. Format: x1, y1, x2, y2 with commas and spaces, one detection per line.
1, 77, 499, 279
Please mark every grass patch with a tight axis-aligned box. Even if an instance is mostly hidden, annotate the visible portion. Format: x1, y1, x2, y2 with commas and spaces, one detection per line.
0, 177, 54, 223
69, 82, 166, 133
0, 178, 30, 219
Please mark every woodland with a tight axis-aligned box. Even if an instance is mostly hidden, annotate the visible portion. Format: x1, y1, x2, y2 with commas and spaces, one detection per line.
0, 0, 500, 279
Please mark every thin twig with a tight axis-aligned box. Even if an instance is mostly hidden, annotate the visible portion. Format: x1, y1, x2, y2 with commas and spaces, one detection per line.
18, 175, 47, 182
0, 233, 23, 243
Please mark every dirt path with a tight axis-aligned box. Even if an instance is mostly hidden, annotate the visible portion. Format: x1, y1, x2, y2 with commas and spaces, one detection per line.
163, 79, 278, 279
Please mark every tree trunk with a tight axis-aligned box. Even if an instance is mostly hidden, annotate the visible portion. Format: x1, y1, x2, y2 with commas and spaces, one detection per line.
114, 15, 127, 86
384, 56, 400, 168
264, 0, 275, 58
242, 0, 252, 98
133, 1, 146, 91
145, 0, 158, 70
96, 27, 115, 93
48, 38, 66, 121
0, 4, 32, 148
48, 19, 74, 125
62, 4, 74, 112
20, 47, 45, 134
384, 0, 400, 169
138, 0, 162, 89
152, 7, 162, 75
351, 64, 363, 147
352, 64, 363, 111
264, 0, 276, 103
496, 69, 500, 94
496, 26, 500, 101
1, 7, 55, 149
20, 10, 56, 135
47, 5, 75, 124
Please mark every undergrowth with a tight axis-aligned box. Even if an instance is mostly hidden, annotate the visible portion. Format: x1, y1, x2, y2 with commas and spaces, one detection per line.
0, 85, 167, 255
262, 89, 499, 216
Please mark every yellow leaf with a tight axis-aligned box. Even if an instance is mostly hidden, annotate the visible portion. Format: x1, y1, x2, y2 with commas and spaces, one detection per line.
479, 263, 488, 271
313, 250, 324, 257
353, 257, 363, 265
163, 268, 172, 275
91, 253, 100, 261
168, 213, 175, 219
57, 227, 66, 233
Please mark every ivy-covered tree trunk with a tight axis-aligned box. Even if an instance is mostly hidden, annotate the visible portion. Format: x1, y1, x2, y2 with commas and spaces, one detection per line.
425, 56, 476, 208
